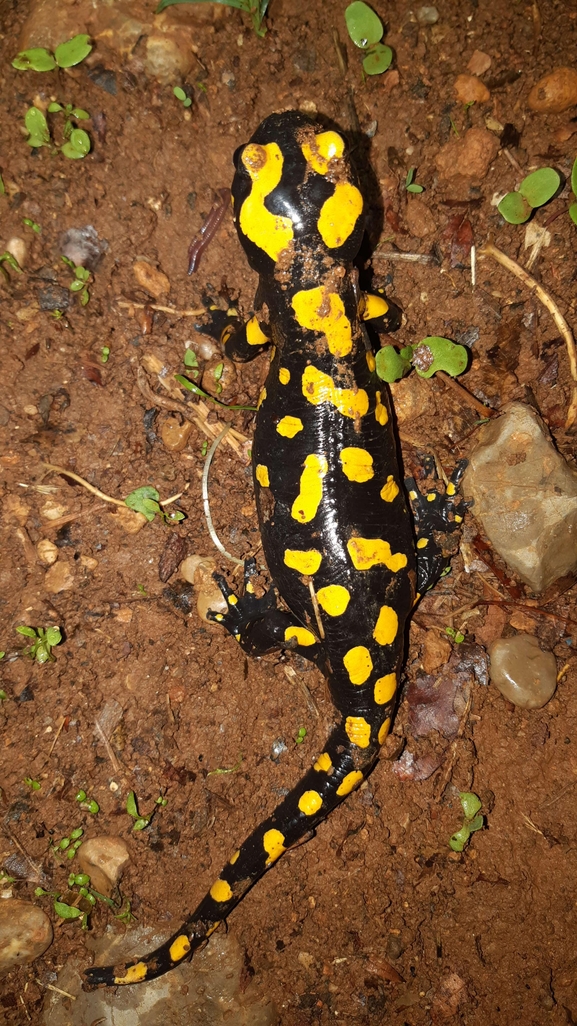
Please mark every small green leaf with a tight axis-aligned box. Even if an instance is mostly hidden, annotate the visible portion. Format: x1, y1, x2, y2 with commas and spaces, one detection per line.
362, 42, 393, 75
571, 157, 577, 198
74, 873, 90, 887
132, 816, 151, 832
74, 265, 90, 281
71, 109, 90, 120
101, 346, 110, 363
54, 900, 83, 920
213, 361, 224, 381
518, 167, 560, 208
68, 128, 91, 156
0, 175, 5, 195
375, 345, 412, 383
498, 191, 532, 224
45, 626, 62, 647
35, 643, 51, 664
0, 691, 6, 701
413, 337, 468, 378
22, 217, 41, 233
75, 790, 87, 802
48, 102, 63, 113
79, 288, 90, 306
468, 814, 484, 833
449, 825, 470, 852
69, 279, 86, 292
407, 183, 424, 193
69, 828, 84, 840
125, 486, 160, 521
345, 1, 383, 47
569, 202, 577, 226
459, 792, 482, 820
183, 97, 192, 107
61, 255, 75, 269
86, 799, 100, 815
183, 349, 199, 368
16, 626, 37, 638
25, 107, 50, 147
54, 34, 92, 68
13, 47, 56, 72
173, 86, 187, 101
126, 791, 139, 819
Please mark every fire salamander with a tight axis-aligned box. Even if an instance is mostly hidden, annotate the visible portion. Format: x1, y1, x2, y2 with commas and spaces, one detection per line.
85, 110, 465, 988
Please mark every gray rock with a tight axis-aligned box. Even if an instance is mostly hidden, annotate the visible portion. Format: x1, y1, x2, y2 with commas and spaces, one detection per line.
463, 402, 577, 592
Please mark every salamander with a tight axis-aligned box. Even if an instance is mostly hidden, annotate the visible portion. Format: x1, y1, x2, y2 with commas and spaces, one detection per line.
84, 110, 465, 988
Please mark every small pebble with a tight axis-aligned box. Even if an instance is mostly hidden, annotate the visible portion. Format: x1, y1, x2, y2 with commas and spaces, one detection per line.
454, 74, 490, 104
528, 67, 577, 113
112, 506, 148, 534
180, 556, 228, 621
201, 357, 237, 399
6, 237, 28, 268
435, 127, 499, 181
37, 539, 58, 566
467, 50, 492, 76
489, 635, 557, 709
44, 561, 74, 594
77, 836, 130, 898
405, 197, 437, 238
132, 260, 170, 298
80, 555, 98, 571
160, 416, 194, 452
416, 5, 439, 25
0, 900, 53, 970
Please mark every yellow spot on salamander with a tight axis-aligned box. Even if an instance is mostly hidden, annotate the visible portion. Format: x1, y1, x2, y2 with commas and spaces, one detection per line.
336, 770, 363, 796
380, 475, 399, 503
239, 142, 293, 261
362, 293, 390, 321
314, 752, 332, 773
214, 613, 224, 622
291, 453, 328, 523
246, 315, 269, 346
263, 828, 286, 865
455, 514, 463, 523
246, 582, 255, 593
298, 790, 323, 816
345, 716, 371, 749
347, 537, 407, 573
343, 645, 373, 685
378, 717, 391, 744
292, 287, 352, 358
409, 489, 418, 501
230, 849, 240, 864
317, 182, 363, 249
302, 365, 369, 420
374, 673, 397, 705
375, 390, 389, 426
114, 962, 148, 985
169, 935, 191, 963
279, 366, 290, 385
373, 605, 399, 646
255, 464, 270, 487
366, 352, 376, 372
301, 130, 344, 174
284, 626, 316, 646
447, 482, 456, 496
284, 548, 322, 575
416, 537, 428, 549
277, 415, 303, 438
221, 323, 234, 346
210, 878, 233, 903
257, 386, 267, 409
228, 595, 238, 605
340, 446, 374, 483
316, 584, 350, 617
427, 492, 437, 502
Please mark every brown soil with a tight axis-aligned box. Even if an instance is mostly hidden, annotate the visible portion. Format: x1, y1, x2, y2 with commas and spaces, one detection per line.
1, 1, 577, 1023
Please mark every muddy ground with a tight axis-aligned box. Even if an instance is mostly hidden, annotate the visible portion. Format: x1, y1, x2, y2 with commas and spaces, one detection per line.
1, 0, 577, 1023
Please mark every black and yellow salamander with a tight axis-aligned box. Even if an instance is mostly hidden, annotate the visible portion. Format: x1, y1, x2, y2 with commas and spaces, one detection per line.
85, 110, 465, 988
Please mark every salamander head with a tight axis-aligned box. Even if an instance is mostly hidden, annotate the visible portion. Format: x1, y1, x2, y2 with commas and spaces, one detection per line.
231, 110, 365, 277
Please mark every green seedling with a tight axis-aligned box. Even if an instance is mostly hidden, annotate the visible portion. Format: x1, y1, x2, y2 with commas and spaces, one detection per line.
345, 1, 393, 76
115, 899, 136, 924
449, 792, 484, 852
16, 625, 62, 664
0, 691, 6, 702
295, 726, 307, 745
126, 790, 166, 831
48, 102, 91, 159
569, 156, 577, 226
0, 871, 16, 886
75, 789, 100, 815
207, 754, 243, 776
24, 777, 41, 790
405, 167, 424, 194
200, 440, 209, 456
0, 251, 22, 283
24, 107, 50, 148
52, 827, 84, 861
22, 217, 41, 233
173, 85, 192, 108
498, 167, 561, 224
176, 373, 257, 410
0, 173, 5, 195
183, 348, 199, 375
124, 485, 185, 525
445, 626, 465, 644
13, 34, 92, 71
157, 0, 269, 36
375, 336, 468, 384
101, 346, 110, 363
61, 256, 91, 304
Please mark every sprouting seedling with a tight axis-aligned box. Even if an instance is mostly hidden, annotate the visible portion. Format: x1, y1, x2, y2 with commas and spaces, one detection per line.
126, 790, 166, 831
0, 173, 5, 195
51, 827, 84, 861
75, 789, 100, 815
498, 167, 561, 224
176, 373, 257, 410
0, 251, 23, 283
295, 726, 307, 745
405, 167, 424, 194
345, 1, 393, 76
61, 256, 91, 305
24, 777, 41, 790
101, 346, 110, 363
12, 34, 92, 71
115, 899, 136, 924
24, 107, 50, 149
48, 102, 91, 159
156, 0, 270, 37
449, 792, 484, 852
207, 755, 243, 776
375, 336, 468, 384
173, 86, 192, 108
569, 156, 577, 227
125, 485, 185, 524
16, 625, 62, 664
183, 348, 199, 376
22, 217, 41, 233
445, 626, 465, 644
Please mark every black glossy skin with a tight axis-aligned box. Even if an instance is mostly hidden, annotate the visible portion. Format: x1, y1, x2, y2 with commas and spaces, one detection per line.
84, 111, 465, 989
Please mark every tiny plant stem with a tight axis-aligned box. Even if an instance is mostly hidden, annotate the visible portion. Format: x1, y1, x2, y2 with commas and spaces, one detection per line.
201, 426, 245, 567
42, 464, 125, 505
307, 579, 325, 640
479, 241, 577, 428
435, 371, 495, 419
117, 300, 204, 318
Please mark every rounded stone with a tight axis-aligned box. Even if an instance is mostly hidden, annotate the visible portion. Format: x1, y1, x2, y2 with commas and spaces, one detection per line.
489, 635, 557, 709
0, 900, 53, 970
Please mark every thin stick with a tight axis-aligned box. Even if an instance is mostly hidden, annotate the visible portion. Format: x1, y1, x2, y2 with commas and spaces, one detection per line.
117, 300, 204, 318
48, 716, 66, 758
479, 241, 577, 427
42, 464, 125, 505
308, 579, 325, 640
436, 370, 494, 419
35, 980, 77, 1000
373, 250, 437, 265
470, 244, 476, 289
202, 426, 245, 566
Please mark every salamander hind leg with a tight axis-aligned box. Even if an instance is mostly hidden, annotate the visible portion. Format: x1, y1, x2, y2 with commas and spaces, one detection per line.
406, 459, 468, 595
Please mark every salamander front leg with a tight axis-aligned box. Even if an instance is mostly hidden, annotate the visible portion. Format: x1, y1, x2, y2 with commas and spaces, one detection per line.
406, 459, 468, 595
